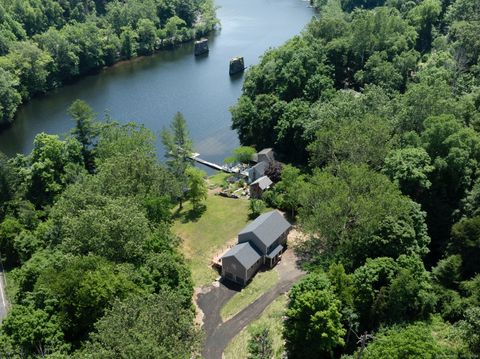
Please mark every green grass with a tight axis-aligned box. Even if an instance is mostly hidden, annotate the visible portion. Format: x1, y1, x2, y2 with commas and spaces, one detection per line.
224, 295, 287, 359
221, 269, 279, 321
173, 194, 250, 287
208, 172, 230, 188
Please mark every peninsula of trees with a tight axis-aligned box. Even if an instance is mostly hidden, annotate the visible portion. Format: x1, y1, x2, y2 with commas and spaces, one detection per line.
0, 0, 217, 128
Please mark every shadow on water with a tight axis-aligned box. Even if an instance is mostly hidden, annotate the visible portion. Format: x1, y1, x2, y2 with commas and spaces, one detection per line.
229, 71, 245, 83
194, 52, 210, 62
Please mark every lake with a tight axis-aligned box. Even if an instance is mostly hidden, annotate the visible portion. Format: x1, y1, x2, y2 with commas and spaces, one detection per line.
0, 0, 314, 166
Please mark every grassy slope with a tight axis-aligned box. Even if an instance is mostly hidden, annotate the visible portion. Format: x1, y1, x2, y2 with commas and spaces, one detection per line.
220, 269, 279, 321
208, 172, 230, 187
224, 295, 287, 359
173, 194, 250, 287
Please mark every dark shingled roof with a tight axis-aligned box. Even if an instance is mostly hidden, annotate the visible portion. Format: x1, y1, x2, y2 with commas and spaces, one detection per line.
252, 148, 275, 164
251, 176, 273, 190
221, 242, 261, 269
252, 161, 268, 178
266, 244, 283, 259
239, 210, 291, 248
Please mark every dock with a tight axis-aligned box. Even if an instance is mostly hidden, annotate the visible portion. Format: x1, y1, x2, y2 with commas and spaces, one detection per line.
188, 152, 237, 173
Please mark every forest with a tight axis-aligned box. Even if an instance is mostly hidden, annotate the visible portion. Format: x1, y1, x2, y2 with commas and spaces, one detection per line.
0, 102, 208, 357
230, 0, 480, 357
0, 0, 217, 128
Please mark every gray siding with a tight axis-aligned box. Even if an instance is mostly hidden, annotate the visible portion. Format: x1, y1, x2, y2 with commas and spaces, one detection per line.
222, 256, 246, 284
246, 257, 263, 282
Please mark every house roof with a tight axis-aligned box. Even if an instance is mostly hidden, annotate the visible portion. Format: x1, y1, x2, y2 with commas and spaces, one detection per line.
266, 244, 283, 259
221, 242, 261, 269
238, 210, 291, 248
252, 161, 268, 178
251, 176, 273, 190
258, 148, 273, 155
253, 148, 274, 163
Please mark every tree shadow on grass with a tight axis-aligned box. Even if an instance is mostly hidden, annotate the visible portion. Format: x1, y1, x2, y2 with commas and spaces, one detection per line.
173, 204, 207, 223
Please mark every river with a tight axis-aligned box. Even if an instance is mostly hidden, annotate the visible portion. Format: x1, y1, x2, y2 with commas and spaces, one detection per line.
0, 0, 314, 166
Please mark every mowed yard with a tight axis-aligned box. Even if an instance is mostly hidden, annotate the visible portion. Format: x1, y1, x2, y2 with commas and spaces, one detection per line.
173, 193, 250, 287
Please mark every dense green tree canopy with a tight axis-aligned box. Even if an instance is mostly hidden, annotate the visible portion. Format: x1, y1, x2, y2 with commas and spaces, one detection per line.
284, 273, 346, 358
383, 147, 434, 196
0, 305, 68, 356
299, 164, 429, 268
78, 291, 201, 359
360, 320, 461, 358
449, 216, 480, 277
33, 255, 141, 343
53, 193, 151, 263
23, 133, 84, 208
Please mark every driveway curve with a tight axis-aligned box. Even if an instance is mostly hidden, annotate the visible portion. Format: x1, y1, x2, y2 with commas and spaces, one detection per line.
198, 249, 304, 359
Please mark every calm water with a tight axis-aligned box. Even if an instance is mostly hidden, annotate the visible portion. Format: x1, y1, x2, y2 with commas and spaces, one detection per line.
0, 0, 314, 165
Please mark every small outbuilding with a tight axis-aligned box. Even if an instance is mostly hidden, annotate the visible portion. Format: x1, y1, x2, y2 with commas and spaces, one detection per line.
243, 148, 276, 183
244, 161, 268, 184
249, 175, 273, 199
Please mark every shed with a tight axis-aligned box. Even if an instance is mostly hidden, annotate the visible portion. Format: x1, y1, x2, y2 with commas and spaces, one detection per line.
250, 176, 273, 199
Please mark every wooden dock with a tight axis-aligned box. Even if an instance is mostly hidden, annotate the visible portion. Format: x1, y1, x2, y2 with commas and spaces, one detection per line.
188, 153, 237, 173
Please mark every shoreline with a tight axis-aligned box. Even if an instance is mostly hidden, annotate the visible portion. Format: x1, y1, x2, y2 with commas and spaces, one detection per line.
0, 21, 219, 135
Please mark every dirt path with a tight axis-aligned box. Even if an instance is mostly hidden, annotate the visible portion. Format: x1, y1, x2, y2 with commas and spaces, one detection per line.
0, 270, 8, 322
198, 248, 304, 359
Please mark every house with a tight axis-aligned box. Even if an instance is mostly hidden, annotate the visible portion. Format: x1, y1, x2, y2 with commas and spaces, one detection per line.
221, 210, 292, 285
243, 148, 276, 184
249, 175, 273, 199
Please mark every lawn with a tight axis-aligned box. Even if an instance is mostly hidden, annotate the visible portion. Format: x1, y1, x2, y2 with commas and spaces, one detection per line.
207, 172, 230, 188
173, 194, 250, 287
224, 295, 287, 359
220, 269, 279, 321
